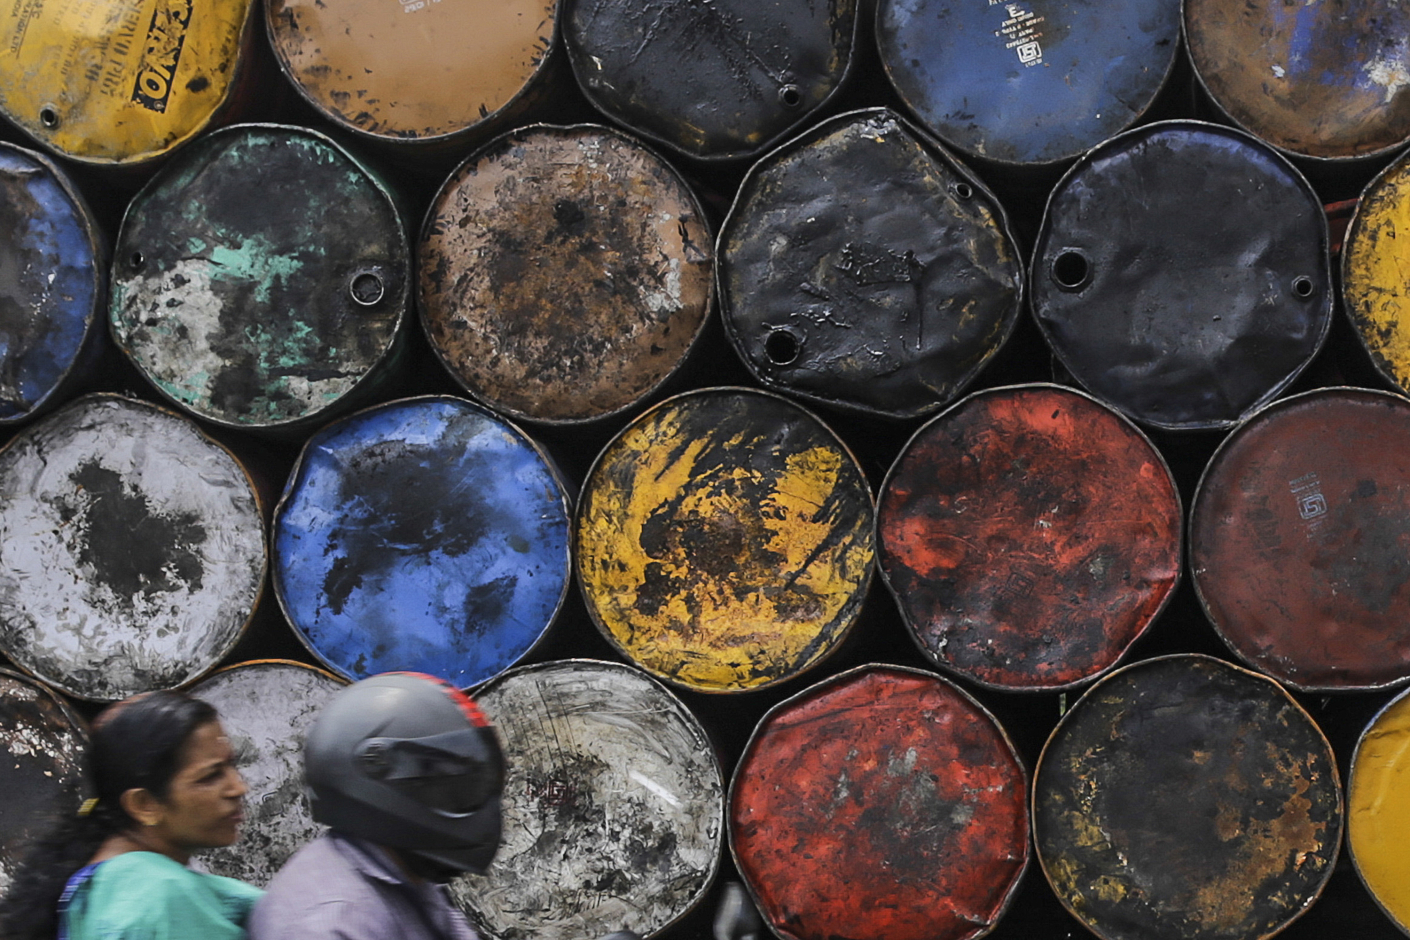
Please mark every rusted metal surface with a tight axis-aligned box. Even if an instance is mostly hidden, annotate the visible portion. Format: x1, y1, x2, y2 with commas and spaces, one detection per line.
449, 660, 722, 940
266, 0, 556, 145
273, 396, 571, 688
0, 394, 266, 701
1034, 654, 1342, 940
575, 387, 874, 693
110, 124, 408, 431
1031, 121, 1331, 430
419, 125, 712, 425
0, 143, 105, 427
719, 109, 1023, 419
1186, 0, 1410, 161
564, 0, 856, 161
1348, 685, 1410, 935
0, 668, 88, 894
730, 664, 1029, 940
877, 0, 1181, 167
1343, 150, 1410, 396
877, 384, 1181, 691
1191, 388, 1410, 691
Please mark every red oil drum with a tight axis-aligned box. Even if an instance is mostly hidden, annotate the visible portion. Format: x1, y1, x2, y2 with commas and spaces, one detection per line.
877, 384, 1181, 691
730, 664, 1029, 940
1034, 654, 1341, 940
1191, 388, 1410, 691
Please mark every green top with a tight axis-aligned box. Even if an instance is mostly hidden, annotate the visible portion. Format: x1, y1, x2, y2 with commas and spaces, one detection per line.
62, 851, 263, 940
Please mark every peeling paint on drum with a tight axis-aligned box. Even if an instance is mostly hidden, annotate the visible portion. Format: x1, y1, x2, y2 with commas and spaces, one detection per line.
1343, 149, 1410, 396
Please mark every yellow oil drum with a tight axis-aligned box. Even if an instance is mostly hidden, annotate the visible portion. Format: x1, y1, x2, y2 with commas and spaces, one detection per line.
1344, 149, 1410, 394
1349, 686, 1410, 933
0, 0, 255, 166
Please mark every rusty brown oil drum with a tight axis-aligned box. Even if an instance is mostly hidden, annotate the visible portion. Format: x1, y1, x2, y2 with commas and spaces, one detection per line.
718, 108, 1024, 420
109, 124, 409, 433
729, 664, 1029, 940
0, 394, 267, 701
1343, 148, 1410, 397
265, 0, 556, 150
575, 387, 875, 694
1033, 654, 1342, 940
1347, 684, 1410, 934
1185, 0, 1410, 162
188, 659, 344, 886
563, 0, 856, 161
1031, 120, 1332, 431
0, 668, 89, 894
418, 124, 712, 425
1191, 388, 1410, 692
447, 659, 723, 940
876, 384, 1181, 691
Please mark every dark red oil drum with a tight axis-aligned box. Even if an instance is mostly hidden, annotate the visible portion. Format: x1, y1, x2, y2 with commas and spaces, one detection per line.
730, 664, 1029, 940
877, 384, 1181, 691
1031, 120, 1331, 431
1034, 654, 1341, 940
1191, 388, 1410, 691
718, 109, 1023, 419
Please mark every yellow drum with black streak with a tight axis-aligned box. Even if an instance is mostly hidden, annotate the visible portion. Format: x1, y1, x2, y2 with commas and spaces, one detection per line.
1349, 688, 1410, 933
0, 0, 254, 166
576, 388, 874, 693
1345, 151, 1410, 394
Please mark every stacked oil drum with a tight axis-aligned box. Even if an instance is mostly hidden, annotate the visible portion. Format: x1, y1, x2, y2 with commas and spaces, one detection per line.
2, 1, 1410, 938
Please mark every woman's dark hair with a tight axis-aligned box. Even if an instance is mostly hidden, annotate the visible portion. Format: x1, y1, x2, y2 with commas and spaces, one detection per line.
0, 690, 219, 940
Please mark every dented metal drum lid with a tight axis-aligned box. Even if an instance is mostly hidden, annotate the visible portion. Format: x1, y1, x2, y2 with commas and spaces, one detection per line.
1348, 686, 1410, 934
575, 387, 874, 694
266, 0, 556, 146
729, 664, 1028, 940
1186, 0, 1410, 161
110, 124, 409, 431
273, 396, 571, 688
1191, 388, 1410, 691
0, 668, 88, 895
419, 125, 712, 425
0, 0, 255, 166
1343, 150, 1410, 396
1031, 121, 1331, 430
877, 384, 1181, 691
563, 0, 856, 160
877, 0, 1181, 167
1033, 654, 1341, 940
719, 109, 1023, 419
189, 659, 343, 886
0, 143, 105, 427
449, 660, 722, 940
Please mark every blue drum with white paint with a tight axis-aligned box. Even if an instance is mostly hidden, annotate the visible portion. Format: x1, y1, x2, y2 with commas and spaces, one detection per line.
877, 0, 1181, 167
273, 396, 571, 688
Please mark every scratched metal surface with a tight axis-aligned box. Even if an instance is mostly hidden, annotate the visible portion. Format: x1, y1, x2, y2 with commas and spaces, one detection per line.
190, 660, 343, 886
719, 109, 1022, 419
1343, 150, 1410, 396
1186, 0, 1410, 161
877, 384, 1181, 691
730, 664, 1029, 940
878, 0, 1181, 166
449, 659, 723, 940
110, 124, 408, 430
563, 0, 856, 160
1031, 121, 1331, 430
419, 124, 712, 424
1348, 685, 1410, 935
1191, 388, 1410, 691
1034, 654, 1342, 940
0, 394, 267, 701
0, 668, 88, 895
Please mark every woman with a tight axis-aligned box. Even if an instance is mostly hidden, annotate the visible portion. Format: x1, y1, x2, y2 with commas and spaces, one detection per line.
0, 690, 259, 939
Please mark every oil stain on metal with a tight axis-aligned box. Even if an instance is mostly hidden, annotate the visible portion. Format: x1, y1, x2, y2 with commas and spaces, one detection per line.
1348, 685, 1410, 934
1343, 148, 1410, 395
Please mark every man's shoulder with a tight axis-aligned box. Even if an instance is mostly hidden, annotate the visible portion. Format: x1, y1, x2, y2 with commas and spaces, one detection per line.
248, 834, 401, 940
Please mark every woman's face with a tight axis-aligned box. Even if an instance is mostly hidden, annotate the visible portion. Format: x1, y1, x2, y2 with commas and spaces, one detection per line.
147, 720, 248, 855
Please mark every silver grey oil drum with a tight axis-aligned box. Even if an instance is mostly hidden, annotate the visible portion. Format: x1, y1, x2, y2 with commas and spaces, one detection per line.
418, 124, 712, 425
0, 394, 267, 701
0, 668, 89, 894
562, 0, 856, 161
1030, 120, 1331, 430
447, 659, 722, 940
0, 142, 106, 427
109, 124, 409, 433
718, 109, 1023, 419
189, 659, 344, 886
1191, 388, 1410, 692
1033, 654, 1341, 940
876, 0, 1182, 167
